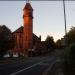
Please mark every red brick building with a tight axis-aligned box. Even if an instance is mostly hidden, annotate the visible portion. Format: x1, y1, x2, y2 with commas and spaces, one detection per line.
12, 2, 46, 57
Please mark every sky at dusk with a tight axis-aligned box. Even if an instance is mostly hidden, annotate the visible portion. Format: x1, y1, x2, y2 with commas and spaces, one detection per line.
0, 1, 75, 41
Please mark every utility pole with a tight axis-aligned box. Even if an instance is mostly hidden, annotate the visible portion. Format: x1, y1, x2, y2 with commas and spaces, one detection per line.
63, 0, 67, 46
63, 0, 67, 35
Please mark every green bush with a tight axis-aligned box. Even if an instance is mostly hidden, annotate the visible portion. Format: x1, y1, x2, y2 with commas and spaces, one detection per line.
64, 43, 75, 75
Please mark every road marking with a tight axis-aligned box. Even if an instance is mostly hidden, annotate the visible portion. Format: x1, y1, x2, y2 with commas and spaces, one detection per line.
9, 57, 55, 75
9, 61, 43, 75
42, 61, 55, 75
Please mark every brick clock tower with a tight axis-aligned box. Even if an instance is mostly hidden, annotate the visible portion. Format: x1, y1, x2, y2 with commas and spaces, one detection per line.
23, 1, 33, 54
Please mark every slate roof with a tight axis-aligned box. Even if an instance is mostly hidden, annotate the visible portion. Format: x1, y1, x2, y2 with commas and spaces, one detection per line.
13, 26, 23, 33
12, 26, 40, 40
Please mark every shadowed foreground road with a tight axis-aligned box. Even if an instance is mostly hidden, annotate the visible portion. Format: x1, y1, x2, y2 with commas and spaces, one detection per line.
0, 51, 60, 75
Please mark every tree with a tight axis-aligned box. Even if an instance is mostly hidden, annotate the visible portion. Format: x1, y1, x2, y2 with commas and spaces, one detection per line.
64, 26, 75, 45
64, 27, 75, 75
0, 25, 14, 57
45, 35, 55, 51
55, 39, 61, 49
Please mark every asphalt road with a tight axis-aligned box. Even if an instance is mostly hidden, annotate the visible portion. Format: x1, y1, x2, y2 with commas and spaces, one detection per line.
0, 51, 58, 75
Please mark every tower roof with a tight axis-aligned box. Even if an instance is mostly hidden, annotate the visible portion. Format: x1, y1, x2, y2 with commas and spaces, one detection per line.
23, 3, 33, 10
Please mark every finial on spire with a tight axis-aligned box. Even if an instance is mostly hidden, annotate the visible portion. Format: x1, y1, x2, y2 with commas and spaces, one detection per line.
26, 0, 29, 3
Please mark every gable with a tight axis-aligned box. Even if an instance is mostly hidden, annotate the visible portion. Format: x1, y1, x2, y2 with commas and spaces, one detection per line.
12, 26, 23, 33
12, 26, 40, 41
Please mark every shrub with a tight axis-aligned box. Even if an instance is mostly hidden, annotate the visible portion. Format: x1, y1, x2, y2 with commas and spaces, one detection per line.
64, 43, 75, 75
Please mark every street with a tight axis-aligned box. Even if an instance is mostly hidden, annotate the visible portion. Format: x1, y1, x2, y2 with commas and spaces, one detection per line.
0, 50, 63, 75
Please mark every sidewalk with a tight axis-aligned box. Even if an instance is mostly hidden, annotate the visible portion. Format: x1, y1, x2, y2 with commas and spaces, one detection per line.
43, 49, 64, 75
0, 57, 28, 65
47, 61, 64, 75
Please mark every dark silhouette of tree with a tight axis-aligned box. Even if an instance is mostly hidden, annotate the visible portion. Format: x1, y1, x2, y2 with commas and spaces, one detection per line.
0, 25, 14, 57
64, 43, 75, 75
56, 39, 61, 49
64, 27, 75, 75
45, 35, 55, 51
65, 26, 75, 45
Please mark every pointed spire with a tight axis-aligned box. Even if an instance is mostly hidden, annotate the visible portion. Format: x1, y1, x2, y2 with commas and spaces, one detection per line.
26, 0, 29, 3
23, 0, 33, 11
